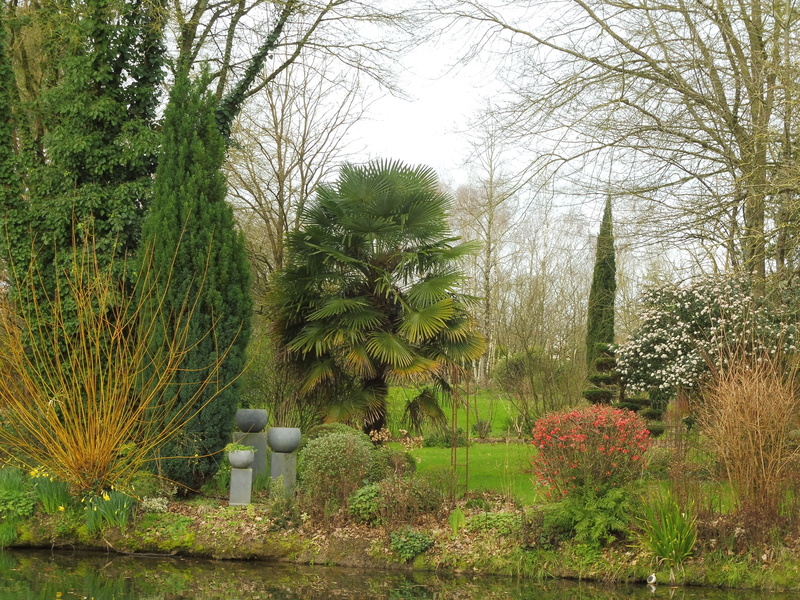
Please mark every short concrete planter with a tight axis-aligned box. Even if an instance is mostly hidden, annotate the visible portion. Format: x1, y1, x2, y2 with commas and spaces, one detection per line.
235, 409, 268, 433
267, 427, 302, 453
267, 427, 302, 498
227, 449, 255, 469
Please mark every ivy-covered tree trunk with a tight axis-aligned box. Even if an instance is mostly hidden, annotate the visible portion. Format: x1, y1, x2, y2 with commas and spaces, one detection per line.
3, 0, 166, 314
142, 70, 252, 491
0, 6, 19, 217
586, 196, 617, 371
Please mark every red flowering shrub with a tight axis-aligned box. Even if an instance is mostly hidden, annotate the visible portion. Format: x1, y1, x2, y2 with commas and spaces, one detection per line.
532, 405, 651, 496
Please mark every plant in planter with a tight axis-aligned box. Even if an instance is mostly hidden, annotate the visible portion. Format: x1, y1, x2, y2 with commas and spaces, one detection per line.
224, 443, 255, 468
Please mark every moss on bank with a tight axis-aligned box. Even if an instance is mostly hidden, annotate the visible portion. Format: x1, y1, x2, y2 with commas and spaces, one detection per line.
5, 499, 800, 592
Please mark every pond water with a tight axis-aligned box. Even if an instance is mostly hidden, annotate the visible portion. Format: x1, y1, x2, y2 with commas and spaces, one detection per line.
2, 549, 800, 600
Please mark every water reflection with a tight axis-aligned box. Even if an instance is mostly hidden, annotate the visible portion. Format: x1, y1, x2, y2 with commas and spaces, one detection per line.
2, 549, 800, 600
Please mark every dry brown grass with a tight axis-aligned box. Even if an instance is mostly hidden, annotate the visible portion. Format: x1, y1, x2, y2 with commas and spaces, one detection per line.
699, 350, 800, 511
0, 238, 232, 495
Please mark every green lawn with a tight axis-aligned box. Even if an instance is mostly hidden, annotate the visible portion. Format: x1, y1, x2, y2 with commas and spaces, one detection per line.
387, 386, 519, 439
410, 442, 543, 506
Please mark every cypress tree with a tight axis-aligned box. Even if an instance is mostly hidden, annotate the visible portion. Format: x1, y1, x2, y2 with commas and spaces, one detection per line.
142, 70, 252, 491
586, 196, 617, 371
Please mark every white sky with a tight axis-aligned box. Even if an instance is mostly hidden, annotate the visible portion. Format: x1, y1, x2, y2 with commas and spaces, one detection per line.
348, 42, 502, 188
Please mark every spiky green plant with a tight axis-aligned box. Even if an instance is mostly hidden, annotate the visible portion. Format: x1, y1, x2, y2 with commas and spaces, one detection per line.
638, 489, 697, 581
271, 160, 485, 432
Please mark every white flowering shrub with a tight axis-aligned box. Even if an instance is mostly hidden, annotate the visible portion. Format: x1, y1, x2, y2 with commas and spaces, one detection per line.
617, 274, 797, 396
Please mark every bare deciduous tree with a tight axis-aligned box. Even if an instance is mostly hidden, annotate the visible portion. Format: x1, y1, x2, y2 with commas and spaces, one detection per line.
434, 0, 800, 286
226, 54, 368, 300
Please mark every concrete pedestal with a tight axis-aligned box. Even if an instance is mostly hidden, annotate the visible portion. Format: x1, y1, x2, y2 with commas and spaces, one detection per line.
270, 451, 297, 498
229, 467, 253, 506
233, 431, 268, 483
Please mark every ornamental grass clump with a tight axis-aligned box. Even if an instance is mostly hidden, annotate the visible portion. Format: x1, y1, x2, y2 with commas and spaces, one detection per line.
699, 349, 800, 512
532, 404, 651, 496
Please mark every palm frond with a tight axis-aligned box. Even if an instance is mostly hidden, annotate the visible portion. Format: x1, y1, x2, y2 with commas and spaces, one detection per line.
344, 344, 378, 378
307, 297, 369, 320
406, 272, 464, 305
399, 298, 456, 343
366, 331, 415, 367
403, 388, 448, 435
300, 358, 337, 394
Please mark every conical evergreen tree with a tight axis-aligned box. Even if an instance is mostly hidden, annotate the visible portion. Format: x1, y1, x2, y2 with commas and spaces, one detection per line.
141, 70, 252, 491
586, 196, 616, 371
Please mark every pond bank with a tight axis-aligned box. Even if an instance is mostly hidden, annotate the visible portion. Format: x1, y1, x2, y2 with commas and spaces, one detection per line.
7, 497, 800, 593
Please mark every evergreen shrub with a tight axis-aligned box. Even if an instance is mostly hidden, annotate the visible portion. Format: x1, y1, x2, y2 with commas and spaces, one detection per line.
298, 432, 373, 513
389, 527, 434, 561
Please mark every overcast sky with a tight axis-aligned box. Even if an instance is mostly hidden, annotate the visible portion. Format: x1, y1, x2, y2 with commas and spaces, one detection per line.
348, 39, 502, 188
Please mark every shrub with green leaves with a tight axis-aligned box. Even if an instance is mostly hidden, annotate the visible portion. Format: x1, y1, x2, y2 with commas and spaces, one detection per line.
543, 486, 633, 549
389, 527, 434, 561
298, 432, 373, 514
0, 488, 35, 520
423, 428, 467, 448
349, 483, 381, 525
366, 446, 416, 483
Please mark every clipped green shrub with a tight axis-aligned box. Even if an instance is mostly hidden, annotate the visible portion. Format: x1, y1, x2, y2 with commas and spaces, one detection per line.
647, 422, 666, 437
640, 407, 665, 421
298, 432, 373, 515
389, 527, 434, 561
581, 388, 614, 404
588, 372, 619, 387
305, 422, 371, 443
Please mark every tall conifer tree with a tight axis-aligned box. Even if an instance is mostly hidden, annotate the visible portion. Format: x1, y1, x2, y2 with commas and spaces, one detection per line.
142, 70, 252, 490
586, 196, 616, 371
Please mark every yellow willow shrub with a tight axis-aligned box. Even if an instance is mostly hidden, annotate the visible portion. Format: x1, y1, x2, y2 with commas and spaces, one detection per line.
699, 349, 800, 510
0, 240, 233, 495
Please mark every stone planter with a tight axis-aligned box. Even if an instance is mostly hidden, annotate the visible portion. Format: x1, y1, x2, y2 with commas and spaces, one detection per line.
227, 449, 255, 469
267, 427, 302, 453
235, 409, 268, 433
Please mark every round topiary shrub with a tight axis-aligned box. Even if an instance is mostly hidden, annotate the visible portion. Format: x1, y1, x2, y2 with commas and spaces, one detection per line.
532, 404, 651, 497
298, 431, 373, 514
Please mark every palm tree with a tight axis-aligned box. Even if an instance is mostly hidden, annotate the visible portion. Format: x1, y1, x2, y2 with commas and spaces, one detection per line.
271, 159, 485, 433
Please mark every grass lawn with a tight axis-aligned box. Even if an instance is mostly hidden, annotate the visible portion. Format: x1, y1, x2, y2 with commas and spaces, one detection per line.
387, 386, 519, 439
410, 441, 543, 506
